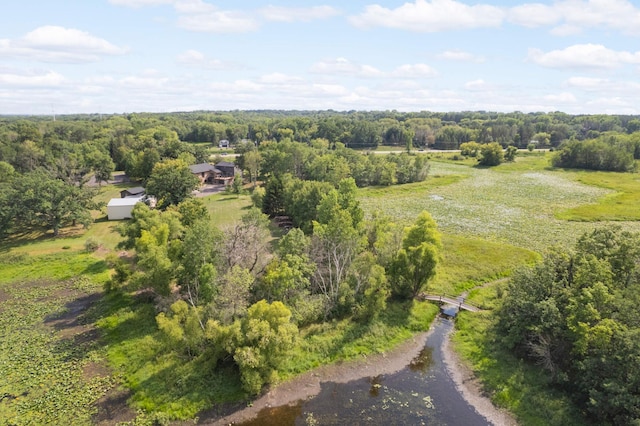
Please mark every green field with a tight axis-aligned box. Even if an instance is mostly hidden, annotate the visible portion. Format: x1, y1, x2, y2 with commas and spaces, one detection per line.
359, 155, 640, 252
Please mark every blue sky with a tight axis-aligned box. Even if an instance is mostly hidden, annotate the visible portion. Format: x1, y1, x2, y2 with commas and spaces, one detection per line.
1, 0, 639, 115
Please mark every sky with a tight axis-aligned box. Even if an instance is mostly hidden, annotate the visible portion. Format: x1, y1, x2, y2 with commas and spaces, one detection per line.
1, 0, 640, 115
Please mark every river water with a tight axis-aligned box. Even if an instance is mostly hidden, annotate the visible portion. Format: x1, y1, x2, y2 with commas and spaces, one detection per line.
236, 317, 491, 425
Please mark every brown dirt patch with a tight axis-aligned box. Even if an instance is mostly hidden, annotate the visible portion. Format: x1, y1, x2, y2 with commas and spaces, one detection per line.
93, 388, 136, 426
83, 361, 112, 381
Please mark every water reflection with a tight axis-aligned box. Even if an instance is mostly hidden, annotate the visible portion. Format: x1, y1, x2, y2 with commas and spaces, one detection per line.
369, 375, 383, 397
409, 347, 434, 373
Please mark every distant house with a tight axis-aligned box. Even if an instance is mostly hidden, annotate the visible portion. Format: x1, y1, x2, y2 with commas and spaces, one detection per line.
219, 139, 230, 148
107, 197, 144, 220
189, 162, 240, 186
189, 163, 218, 184
120, 186, 145, 198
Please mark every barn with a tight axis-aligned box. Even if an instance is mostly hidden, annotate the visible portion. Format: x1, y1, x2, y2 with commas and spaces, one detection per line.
107, 197, 144, 220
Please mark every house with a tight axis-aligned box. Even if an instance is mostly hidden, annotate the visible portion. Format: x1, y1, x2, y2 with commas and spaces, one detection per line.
107, 197, 144, 220
189, 163, 218, 184
219, 139, 230, 148
189, 162, 240, 186
120, 186, 145, 198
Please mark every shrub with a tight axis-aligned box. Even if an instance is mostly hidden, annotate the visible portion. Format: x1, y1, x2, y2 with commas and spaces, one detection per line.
84, 238, 100, 252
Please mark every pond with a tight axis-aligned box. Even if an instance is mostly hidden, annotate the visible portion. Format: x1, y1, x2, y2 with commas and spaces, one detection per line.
235, 317, 491, 425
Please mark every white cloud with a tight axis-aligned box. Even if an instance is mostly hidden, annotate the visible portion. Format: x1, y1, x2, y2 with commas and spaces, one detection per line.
173, 0, 216, 14
566, 76, 610, 89
0, 26, 128, 63
464, 79, 489, 91
543, 92, 577, 103
508, 0, 640, 35
391, 64, 438, 78
310, 58, 384, 78
528, 44, 640, 69
437, 50, 485, 62
508, 3, 559, 28
176, 49, 242, 70
310, 58, 437, 79
350, 0, 504, 32
258, 73, 304, 85
178, 11, 258, 33
260, 5, 339, 22
0, 70, 66, 87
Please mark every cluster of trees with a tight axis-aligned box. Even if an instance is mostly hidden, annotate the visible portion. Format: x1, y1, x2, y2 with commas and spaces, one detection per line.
498, 226, 640, 424
113, 186, 441, 394
240, 139, 429, 190
459, 142, 517, 166
552, 134, 640, 172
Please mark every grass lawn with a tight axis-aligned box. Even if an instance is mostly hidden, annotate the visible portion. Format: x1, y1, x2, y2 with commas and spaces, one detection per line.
200, 193, 253, 227
556, 169, 640, 221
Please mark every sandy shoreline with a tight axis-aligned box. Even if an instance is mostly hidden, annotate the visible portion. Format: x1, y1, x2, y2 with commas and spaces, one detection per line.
442, 329, 518, 426
209, 319, 517, 425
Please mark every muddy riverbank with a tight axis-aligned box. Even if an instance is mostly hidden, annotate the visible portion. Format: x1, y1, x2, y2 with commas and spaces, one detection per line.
207, 316, 516, 425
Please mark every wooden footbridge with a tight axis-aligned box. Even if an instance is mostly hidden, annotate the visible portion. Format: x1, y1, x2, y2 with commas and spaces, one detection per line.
419, 293, 481, 313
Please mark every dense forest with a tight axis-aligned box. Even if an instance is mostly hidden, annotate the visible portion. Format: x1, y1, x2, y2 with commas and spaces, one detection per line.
1, 110, 640, 423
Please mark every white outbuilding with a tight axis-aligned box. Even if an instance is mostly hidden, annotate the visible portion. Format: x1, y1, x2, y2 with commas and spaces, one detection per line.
107, 197, 144, 220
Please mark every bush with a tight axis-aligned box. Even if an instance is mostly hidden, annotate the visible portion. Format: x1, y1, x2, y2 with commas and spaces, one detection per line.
478, 142, 504, 166
84, 238, 100, 252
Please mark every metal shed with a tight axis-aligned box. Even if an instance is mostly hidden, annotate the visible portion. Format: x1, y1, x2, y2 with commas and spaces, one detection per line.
107, 197, 144, 220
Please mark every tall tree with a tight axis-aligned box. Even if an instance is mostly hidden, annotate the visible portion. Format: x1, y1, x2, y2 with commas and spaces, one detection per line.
389, 211, 441, 299
146, 158, 199, 209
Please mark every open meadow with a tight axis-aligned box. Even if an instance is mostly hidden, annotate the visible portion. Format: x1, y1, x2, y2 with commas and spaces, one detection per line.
1, 152, 640, 424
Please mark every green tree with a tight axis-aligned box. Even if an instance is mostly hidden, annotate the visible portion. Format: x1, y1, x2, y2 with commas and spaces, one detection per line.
13, 170, 97, 236
504, 145, 518, 162
225, 300, 298, 395
146, 158, 199, 209
389, 211, 441, 299
176, 219, 221, 306
242, 150, 262, 188
478, 142, 504, 166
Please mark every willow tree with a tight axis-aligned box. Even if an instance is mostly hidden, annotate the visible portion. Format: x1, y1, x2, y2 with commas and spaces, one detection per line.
389, 211, 441, 299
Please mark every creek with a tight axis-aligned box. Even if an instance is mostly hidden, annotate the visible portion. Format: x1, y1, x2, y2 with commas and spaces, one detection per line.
234, 317, 492, 425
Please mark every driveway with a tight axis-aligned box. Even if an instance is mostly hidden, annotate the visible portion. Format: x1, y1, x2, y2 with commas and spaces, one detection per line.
193, 183, 226, 197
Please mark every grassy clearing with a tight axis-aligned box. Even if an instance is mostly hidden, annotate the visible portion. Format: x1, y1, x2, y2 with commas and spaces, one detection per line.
431, 234, 539, 295
0, 251, 110, 285
556, 170, 640, 221
200, 193, 253, 228
452, 284, 587, 426
0, 253, 114, 425
283, 301, 439, 378
360, 158, 640, 252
